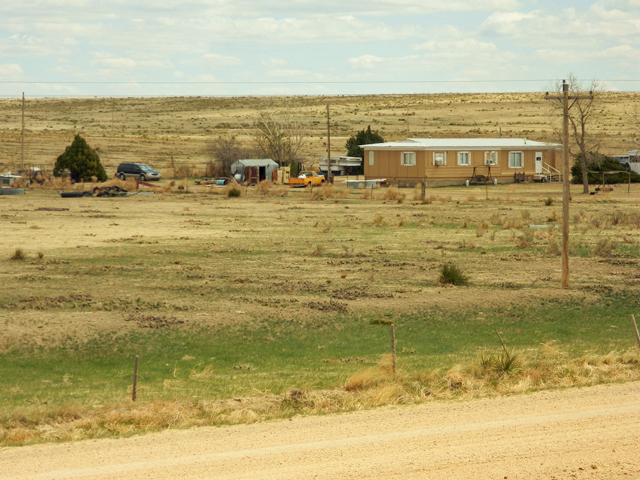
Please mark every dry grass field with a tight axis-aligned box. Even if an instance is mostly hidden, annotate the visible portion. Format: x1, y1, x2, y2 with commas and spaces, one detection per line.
1, 93, 640, 446
2, 182, 640, 348
1, 92, 640, 177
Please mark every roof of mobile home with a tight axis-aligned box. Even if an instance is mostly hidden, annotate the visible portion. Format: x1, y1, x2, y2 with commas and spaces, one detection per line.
362, 138, 560, 150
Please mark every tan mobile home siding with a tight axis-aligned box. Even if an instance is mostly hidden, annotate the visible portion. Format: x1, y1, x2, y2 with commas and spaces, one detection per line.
363, 140, 560, 183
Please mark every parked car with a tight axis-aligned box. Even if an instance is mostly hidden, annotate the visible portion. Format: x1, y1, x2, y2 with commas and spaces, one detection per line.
115, 163, 161, 181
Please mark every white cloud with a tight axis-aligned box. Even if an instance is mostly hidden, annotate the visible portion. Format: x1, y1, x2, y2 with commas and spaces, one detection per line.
414, 39, 497, 53
264, 69, 310, 78
261, 59, 289, 68
348, 55, 387, 70
482, 5, 640, 47
180, 54, 243, 67
0, 63, 25, 79
0, 34, 70, 57
90, 53, 173, 70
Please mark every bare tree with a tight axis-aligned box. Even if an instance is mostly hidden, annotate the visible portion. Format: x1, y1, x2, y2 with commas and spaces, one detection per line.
629, 105, 640, 160
249, 106, 308, 168
547, 74, 604, 194
205, 136, 249, 177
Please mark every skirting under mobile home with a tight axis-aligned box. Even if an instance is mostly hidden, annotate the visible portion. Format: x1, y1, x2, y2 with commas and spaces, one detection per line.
362, 138, 561, 185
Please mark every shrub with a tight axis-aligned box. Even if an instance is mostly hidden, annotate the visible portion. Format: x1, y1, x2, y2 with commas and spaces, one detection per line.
227, 187, 241, 197
544, 197, 554, 206
53, 135, 107, 182
10, 248, 26, 261
439, 262, 469, 286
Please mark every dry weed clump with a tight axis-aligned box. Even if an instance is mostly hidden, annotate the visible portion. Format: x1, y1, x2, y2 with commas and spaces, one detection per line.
546, 238, 561, 255
592, 238, 618, 257
360, 187, 374, 200
162, 180, 176, 194
372, 215, 386, 227
255, 180, 273, 195
344, 355, 396, 391
309, 183, 337, 200
382, 186, 405, 201
515, 232, 534, 249
502, 218, 522, 230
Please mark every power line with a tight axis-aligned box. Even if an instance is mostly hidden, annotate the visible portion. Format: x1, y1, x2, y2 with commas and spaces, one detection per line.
2, 79, 640, 85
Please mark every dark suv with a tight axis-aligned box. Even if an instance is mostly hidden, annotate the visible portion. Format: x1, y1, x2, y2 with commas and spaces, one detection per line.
115, 163, 161, 181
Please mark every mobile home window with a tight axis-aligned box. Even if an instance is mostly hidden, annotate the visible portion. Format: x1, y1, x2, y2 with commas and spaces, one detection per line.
484, 151, 498, 165
508, 151, 523, 168
457, 152, 470, 166
401, 152, 416, 166
433, 152, 446, 166
369, 151, 375, 166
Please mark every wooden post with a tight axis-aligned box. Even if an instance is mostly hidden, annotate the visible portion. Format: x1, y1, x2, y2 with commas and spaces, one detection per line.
21, 92, 25, 172
421, 180, 426, 200
326, 104, 332, 184
545, 82, 593, 289
561, 81, 570, 288
390, 324, 396, 376
495, 329, 508, 354
132, 355, 139, 402
632, 315, 640, 350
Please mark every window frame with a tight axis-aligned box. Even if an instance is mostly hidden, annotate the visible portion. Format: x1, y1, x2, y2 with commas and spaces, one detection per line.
368, 151, 375, 166
484, 151, 498, 166
457, 151, 470, 166
508, 151, 523, 169
432, 151, 447, 166
401, 151, 416, 167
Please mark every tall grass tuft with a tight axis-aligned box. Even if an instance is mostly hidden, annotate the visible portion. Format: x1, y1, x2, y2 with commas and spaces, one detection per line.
372, 215, 386, 227
344, 355, 396, 391
439, 262, 469, 286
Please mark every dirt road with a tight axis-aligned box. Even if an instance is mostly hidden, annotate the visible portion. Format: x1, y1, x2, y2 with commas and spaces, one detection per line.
2, 382, 639, 480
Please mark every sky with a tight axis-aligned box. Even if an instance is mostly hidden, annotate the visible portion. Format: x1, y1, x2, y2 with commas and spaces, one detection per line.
1, 0, 639, 97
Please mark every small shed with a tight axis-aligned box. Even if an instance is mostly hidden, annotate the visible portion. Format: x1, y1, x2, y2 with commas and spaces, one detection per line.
230, 159, 278, 185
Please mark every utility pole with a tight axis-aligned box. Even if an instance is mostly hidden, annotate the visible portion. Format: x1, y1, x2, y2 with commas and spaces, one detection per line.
545, 80, 593, 288
326, 104, 332, 183
21, 92, 25, 172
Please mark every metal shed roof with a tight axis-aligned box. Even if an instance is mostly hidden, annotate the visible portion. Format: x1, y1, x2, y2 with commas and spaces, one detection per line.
232, 159, 278, 167
362, 138, 560, 150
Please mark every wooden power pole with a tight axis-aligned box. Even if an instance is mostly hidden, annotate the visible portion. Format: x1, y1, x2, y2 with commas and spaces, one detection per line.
545, 80, 593, 288
326, 104, 332, 183
21, 92, 25, 172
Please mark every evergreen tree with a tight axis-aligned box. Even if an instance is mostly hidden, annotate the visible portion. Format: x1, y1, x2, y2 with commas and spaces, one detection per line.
54, 135, 107, 182
345, 126, 384, 160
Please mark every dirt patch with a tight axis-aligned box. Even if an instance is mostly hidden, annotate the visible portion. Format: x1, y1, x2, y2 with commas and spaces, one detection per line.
124, 314, 186, 329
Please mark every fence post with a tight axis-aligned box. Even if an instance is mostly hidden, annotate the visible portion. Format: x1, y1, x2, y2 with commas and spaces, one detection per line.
632, 315, 640, 350
495, 329, 508, 354
132, 355, 139, 402
390, 324, 397, 376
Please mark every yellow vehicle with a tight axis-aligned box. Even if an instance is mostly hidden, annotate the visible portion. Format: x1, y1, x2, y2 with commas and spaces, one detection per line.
288, 171, 326, 187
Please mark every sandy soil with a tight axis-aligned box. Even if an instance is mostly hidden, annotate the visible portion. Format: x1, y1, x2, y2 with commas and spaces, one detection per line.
2, 381, 639, 480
